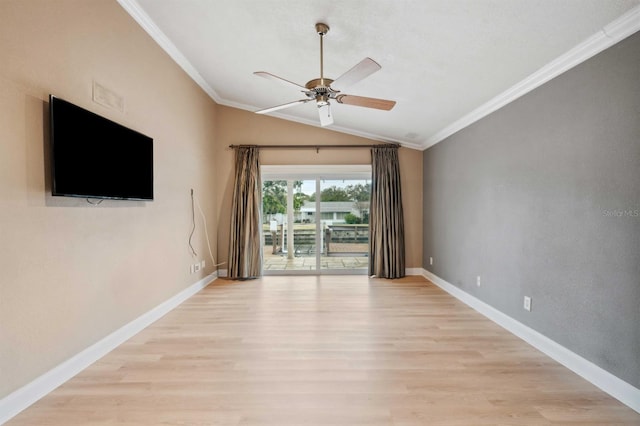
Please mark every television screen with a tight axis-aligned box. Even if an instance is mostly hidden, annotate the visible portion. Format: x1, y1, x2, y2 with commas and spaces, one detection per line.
50, 95, 153, 201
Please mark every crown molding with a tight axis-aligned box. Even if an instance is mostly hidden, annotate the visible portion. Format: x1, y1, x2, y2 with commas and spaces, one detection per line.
116, 0, 424, 151
116, 0, 222, 103
421, 5, 640, 150
117, 1, 639, 153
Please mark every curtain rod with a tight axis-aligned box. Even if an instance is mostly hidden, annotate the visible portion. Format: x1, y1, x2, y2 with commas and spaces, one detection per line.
228, 143, 399, 152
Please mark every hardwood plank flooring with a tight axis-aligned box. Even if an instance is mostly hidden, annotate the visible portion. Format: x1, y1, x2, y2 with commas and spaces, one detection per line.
8, 276, 640, 425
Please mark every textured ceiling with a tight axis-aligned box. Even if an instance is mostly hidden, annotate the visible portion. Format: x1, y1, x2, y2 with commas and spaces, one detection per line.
123, 0, 640, 149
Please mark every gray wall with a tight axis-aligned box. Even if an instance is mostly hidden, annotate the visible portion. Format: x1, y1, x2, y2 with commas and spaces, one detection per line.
423, 32, 640, 388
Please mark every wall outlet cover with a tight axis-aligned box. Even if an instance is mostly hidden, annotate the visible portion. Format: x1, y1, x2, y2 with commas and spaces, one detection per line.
524, 296, 532, 311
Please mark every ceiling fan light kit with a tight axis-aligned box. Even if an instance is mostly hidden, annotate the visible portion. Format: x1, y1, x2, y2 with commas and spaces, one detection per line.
254, 22, 396, 127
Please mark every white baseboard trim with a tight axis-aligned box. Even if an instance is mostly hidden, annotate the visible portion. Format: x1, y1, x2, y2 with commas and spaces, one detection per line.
218, 268, 228, 277
0, 273, 218, 425
420, 268, 640, 414
405, 267, 424, 276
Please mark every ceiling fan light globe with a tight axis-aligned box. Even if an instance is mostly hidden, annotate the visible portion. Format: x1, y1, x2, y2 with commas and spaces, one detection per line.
316, 94, 330, 106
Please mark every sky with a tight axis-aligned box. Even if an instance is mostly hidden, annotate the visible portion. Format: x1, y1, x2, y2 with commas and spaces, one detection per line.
299, 179, 370, 196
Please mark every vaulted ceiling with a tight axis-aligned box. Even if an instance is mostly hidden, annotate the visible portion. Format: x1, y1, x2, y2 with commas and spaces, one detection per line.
120, 0, 640, 149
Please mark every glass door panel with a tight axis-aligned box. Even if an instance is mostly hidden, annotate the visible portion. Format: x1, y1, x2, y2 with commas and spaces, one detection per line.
319, 179, 370, 272
262, 179, 317, 273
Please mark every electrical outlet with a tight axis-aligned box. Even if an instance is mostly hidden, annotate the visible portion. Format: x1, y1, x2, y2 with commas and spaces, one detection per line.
429, 257, 433, 266
524, 296, 532, 311
476, 276, 481, 287
189, 264, 194, 274
194, 263, 201, 272
201, 260, 205, 269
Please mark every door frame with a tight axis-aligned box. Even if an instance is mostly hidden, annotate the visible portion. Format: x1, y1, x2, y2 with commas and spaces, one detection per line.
261, 164, 371, 276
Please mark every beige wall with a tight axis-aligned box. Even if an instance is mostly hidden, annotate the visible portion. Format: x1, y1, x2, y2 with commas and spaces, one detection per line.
214, 106, 423, 269
0, 0, 218, 397
0, 0, 423, 401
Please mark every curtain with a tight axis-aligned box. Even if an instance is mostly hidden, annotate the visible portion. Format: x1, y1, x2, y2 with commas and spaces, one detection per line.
369, 146, 405, 278
228, 146, 262, 279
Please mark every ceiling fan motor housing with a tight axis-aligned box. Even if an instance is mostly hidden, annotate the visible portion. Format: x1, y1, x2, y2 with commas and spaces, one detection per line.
305, 78, 334, 89
305, 78, 336, 106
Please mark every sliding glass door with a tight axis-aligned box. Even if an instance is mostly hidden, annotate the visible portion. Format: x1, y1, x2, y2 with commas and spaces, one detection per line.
261, 165, 371, 275
262, 179, 318, 272
318, 179, 369, 272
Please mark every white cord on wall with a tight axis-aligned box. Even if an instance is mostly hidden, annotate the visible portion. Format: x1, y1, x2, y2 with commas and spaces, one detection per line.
191, 188, 225, 268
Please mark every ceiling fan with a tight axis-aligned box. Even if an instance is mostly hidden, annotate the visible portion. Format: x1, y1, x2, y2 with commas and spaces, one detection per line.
254, 23, 396, 127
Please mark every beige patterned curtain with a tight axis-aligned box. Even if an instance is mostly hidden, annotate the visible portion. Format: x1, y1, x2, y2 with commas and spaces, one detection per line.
369, 146, 405, 278
228, 146, 262, 279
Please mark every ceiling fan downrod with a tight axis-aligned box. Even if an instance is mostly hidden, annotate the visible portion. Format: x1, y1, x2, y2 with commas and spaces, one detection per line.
316, 23, 329, 87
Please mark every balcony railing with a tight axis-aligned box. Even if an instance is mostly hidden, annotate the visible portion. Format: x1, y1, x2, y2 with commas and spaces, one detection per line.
263, 224, 369, 256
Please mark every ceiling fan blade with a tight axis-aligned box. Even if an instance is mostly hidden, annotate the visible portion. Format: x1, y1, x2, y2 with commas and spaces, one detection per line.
254, 71, 307, 92
335, 94, 396, 111
318, 104, 333, 127
331, 58, 381, 91
256, 99, 312, 114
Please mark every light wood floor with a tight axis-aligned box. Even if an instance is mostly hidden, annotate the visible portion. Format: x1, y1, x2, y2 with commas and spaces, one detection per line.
9, 276, 640, 425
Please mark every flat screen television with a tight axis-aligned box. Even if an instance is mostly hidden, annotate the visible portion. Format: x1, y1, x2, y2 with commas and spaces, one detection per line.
50, 95, 154, 201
